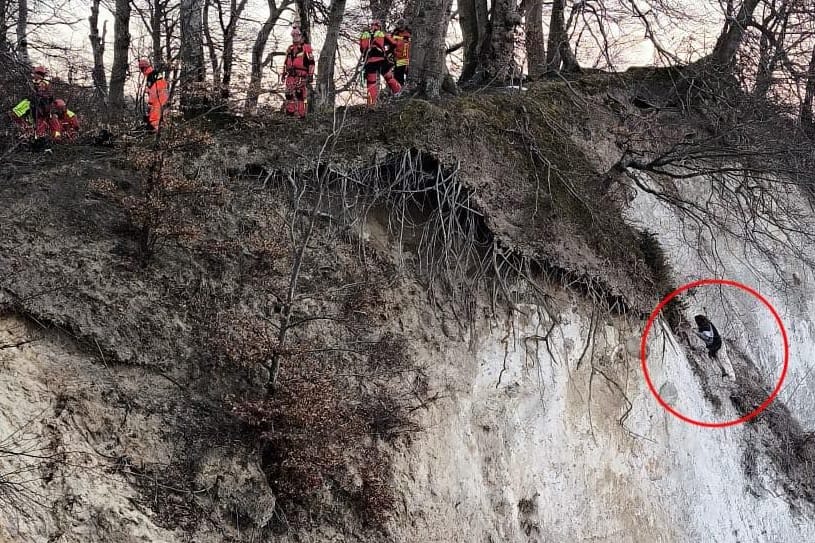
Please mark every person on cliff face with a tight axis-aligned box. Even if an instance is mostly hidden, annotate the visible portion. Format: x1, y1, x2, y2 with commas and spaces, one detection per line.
694, 314, 734, 379
694, 315, 722, 359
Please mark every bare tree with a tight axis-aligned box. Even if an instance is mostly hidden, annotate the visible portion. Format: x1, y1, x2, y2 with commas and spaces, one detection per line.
754, 29, 774, 98
480, 0, 521, 81
218, 0, 248, 98
295, 0, 311, 36
405, 0, 454, 97
546, 0, 578, 73
131, 0, 180, 67
315, 0, 346, 109
244, 0, 291, 113
151, 0, 164, 63
203, 0, 217, 83
203, 0, 249, 98
15, 0, 28, 64
109, 0, 131, 110
89, 0, 108, 99
180, 0, 206, 109
1, 0, 9, 50
800, 45, 815, 126
710, 0, 762, 66
457, 0, 488, 82
522, 0, 545, 79
456, 0, 523, 84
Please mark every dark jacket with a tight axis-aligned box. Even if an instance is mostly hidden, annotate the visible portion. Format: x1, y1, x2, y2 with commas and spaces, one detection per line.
694, 315, 722, 357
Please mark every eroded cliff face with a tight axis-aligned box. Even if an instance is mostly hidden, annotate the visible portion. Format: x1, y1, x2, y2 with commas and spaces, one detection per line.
0, 317, 180, 542
625, 173, 815, 422
0, 316, 277, 543
385, 298, 814, 543
3, 288, 813, 542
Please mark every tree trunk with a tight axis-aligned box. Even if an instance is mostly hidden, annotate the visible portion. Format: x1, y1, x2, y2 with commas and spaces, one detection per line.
151, 1, 163, 64
89, 0, 108, 98
1, 0, 8, 51
754, 30, 772, 99
221, 35, 234, 99
315, 0, 346, 109
244, 0, 288, 114
710, 0, 761, 66
477, 0, 520, 82
800, 46, 815, 127
16, 0, 29, 64
405, 0, 454, 97
109, 0, 131, 110
180, 0, 206, 112
162, 5, 175, 70
522, 0, 545, 79
220, 0, 248, 98
295, 0, 311, 39
458, 0, 488, 82
754, 5, 790, 100
203, 0, 220, 89
546, 0, 578, 73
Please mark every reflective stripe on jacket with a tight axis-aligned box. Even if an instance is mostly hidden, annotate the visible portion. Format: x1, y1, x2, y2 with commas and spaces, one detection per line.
360, 30, 396, 63
60, 110, 80, 131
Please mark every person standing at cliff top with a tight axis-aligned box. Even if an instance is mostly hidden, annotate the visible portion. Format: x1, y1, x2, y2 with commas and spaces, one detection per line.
138, 58, 169, 132
390, 18, 411, 86
359, 19, 402, 106
281, 27, 315, 119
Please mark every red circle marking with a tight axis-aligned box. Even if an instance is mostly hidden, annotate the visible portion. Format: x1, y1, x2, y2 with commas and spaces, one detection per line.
640, 278, 789, 428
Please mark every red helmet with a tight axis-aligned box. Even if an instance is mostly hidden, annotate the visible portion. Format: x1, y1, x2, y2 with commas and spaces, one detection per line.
137, 58, 151, 72
371, 19, 382, 29
32, 65, 47, 76
291, 28, 302, 40
53, 99, 66, 111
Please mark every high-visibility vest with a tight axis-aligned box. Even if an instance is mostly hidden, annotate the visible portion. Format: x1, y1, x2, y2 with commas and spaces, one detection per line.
12, 99, 32, 118
360, 30, 391, 62
392, 30, 411, 66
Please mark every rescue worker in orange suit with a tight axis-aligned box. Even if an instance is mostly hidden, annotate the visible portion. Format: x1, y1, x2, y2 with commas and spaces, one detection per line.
282, 27, 315, 119
31, 65, 54, 131
391, 19, 411, 86
359, 19, 402, 106
9, 99, 49, 139
137, 59, 169, 131
50, 99, 80, 142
